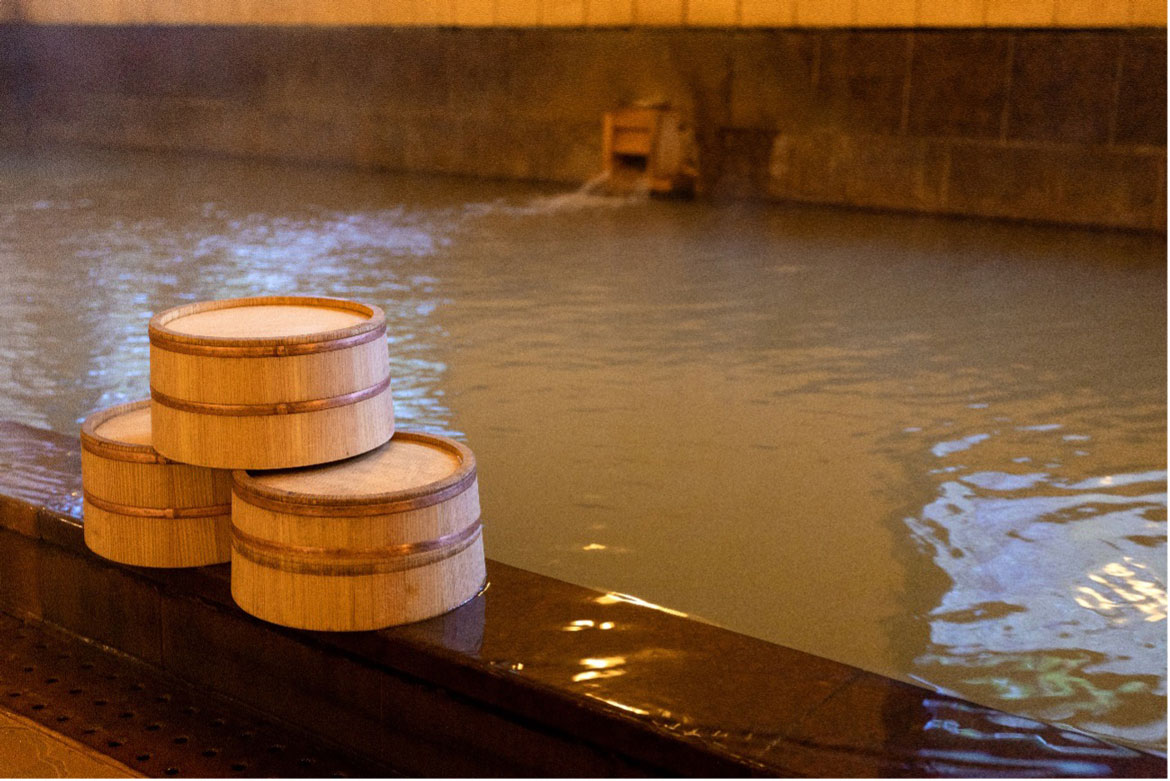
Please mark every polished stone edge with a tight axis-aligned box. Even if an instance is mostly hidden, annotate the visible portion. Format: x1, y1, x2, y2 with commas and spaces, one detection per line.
0, 421, 1165, 777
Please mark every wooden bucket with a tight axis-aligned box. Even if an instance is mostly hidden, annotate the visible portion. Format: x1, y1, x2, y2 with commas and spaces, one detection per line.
230, 431, 485, 631
81, 400, 232, 567
149, 296, 395, 469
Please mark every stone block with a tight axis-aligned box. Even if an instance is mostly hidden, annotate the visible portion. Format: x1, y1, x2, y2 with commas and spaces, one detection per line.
359, 111, 411, 170
1007, 31, 1119, 145
0, 495, 38, 538
507, 29, 733, 130
844, 135, 948, 212
352, 28, 455, 113
767, 131, 853, 203
445, 28, 520, 117
159, 595, 385, 762
177, 101, 267, 158
399, 112, 466, 174
782, 670, 1161, 777
1116, 34, 1167, 147
256, 106, 364, 166
36, 509, 82, 552
0, 528, 41, 620
38, 546, 163, 665
945, 142, 1165, 229
711, 128, 775, 199
379, 670, 630, 776
815, 31, 911, 136
540, 120, 604, 183
729, 30, 819, 132
19, 26, 126, 95
448, 111, 540, 180
767, 131, 948, 212
907, 31, 1011, 140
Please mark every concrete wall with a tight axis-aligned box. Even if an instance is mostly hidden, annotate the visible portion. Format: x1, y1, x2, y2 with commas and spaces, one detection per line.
0, 23, 1164, 230
10, 1, 1169, 27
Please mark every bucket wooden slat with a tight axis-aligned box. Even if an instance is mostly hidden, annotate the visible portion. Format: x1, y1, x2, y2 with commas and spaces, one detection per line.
80, 400, 232, 568
230, 431, 485, 631
148, 296, 394, 469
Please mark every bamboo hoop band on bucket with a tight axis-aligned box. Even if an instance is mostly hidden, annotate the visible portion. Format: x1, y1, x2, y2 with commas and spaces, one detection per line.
231, 519, 484, 576
84, 490, 231, 520
80, 399, 175, 464
231, 432, 477, 516
151, 374, 391, 417
148, 296, 387, 358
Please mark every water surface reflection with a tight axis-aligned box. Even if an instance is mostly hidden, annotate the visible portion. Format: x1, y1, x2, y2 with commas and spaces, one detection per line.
0, 150, 1163, 750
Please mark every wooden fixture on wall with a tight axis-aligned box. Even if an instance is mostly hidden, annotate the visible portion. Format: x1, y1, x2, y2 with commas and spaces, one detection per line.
602, 104, 698, 197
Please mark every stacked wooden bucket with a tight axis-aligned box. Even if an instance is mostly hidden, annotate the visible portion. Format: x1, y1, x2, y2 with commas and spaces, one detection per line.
80, 296, 485, 631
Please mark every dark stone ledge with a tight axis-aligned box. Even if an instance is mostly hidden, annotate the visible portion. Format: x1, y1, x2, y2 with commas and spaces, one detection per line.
0, 421, 1164, 777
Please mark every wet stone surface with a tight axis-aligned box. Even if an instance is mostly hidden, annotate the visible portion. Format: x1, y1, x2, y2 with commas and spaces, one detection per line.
0, 421, 1165, 776
0, 612, 394, 778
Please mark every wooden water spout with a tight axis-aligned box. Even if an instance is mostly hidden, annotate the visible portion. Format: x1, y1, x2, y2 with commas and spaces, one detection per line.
601, 105, 697, 197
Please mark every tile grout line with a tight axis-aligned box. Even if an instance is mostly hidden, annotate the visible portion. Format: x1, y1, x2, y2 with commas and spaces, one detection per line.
998, 32, 1015, 143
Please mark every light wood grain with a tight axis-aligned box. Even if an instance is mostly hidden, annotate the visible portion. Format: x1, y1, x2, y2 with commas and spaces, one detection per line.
230, 432, 485, 631
148, 296, 395, 469
166, 303, 366, 339
80, 400, 232, 568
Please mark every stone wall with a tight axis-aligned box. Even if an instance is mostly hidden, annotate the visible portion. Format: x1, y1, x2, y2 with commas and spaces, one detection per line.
1, 24, 1164, 229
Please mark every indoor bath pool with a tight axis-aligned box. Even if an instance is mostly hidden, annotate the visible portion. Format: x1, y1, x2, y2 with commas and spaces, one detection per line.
0, 150, 1164, 753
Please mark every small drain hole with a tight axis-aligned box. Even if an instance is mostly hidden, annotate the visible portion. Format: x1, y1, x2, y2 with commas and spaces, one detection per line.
231, 763, 247, 772
68, 688, 82, 695
118, 711, 134, 719
93, 699, 108, 706
106, 740, 123, 748
45, 677, 58, 684
136, 754, 150, 762
31, 703, 45, 711
145, 723, 162, 732
173, 736, 189, 745
202, 749, 218, 758
55, 715, 69, 723
164, 768, 179, 776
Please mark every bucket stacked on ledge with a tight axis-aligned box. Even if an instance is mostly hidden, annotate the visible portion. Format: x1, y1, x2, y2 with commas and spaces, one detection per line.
80, 400, 232, 568
80, 296, 486, 632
